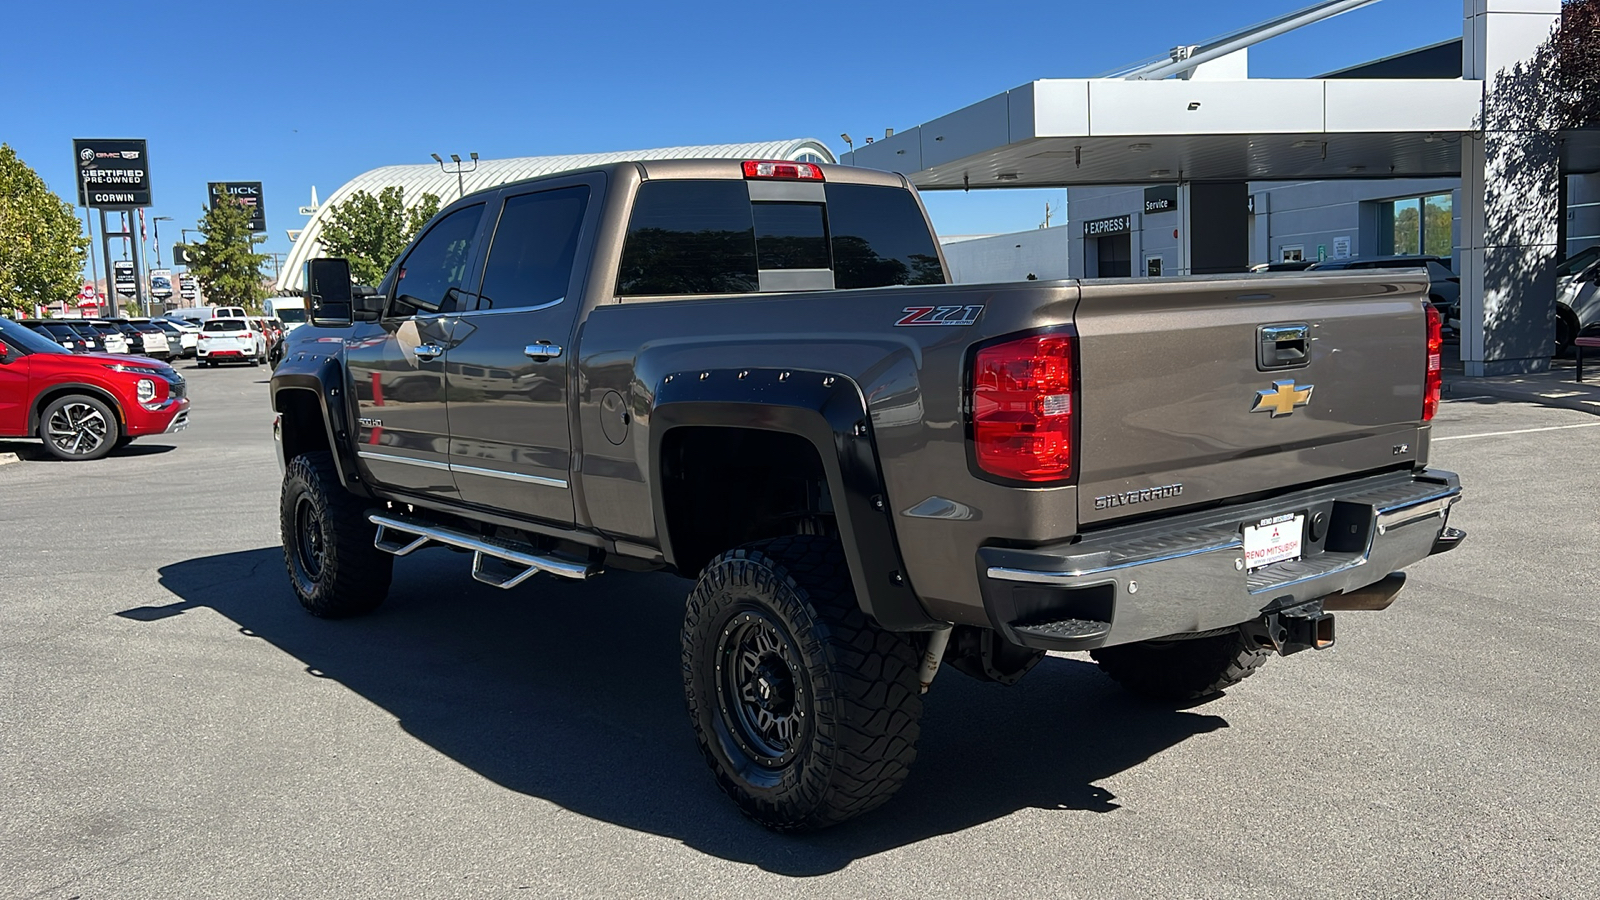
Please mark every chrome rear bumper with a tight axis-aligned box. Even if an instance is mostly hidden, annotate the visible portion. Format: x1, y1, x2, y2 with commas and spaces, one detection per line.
977, 468, 1463, 651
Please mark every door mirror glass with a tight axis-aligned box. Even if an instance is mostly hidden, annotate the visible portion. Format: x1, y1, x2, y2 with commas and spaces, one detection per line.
305, 257, 355, 327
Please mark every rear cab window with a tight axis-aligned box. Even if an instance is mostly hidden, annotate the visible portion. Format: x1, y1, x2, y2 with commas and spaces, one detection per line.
616, 177, 945, 297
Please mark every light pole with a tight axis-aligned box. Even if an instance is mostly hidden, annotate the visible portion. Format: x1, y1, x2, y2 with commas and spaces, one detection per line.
152, 216, 173, 268
431, 151, 479, 200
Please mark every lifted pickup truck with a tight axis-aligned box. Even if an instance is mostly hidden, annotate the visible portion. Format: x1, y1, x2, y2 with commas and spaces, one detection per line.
272, 158, 1464, 831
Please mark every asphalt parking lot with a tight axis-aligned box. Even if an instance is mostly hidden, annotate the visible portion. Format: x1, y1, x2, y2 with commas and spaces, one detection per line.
3, 362, 1598, 899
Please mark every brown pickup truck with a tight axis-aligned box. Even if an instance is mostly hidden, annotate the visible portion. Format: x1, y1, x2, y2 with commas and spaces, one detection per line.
271, 157, 1464, 831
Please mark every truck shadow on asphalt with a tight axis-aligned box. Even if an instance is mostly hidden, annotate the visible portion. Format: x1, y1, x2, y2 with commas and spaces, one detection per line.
134, 547, 1229, 876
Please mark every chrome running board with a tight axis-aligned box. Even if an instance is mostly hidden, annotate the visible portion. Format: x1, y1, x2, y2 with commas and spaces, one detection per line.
369, 513, 598, 589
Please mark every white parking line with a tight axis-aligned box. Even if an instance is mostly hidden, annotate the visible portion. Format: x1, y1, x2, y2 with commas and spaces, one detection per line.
1435, 421, 1600, 441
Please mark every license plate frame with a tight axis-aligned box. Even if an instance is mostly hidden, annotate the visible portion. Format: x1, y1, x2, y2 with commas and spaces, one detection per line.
1242, 513, 1305, 571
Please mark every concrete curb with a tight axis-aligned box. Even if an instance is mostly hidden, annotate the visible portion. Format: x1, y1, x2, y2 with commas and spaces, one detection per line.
0, 452, 20, 467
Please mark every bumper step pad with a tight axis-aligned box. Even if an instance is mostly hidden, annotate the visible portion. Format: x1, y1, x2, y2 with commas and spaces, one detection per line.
1011, 618, 1112, 644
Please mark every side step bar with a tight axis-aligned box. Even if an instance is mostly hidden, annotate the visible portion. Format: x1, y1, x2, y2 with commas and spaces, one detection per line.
369, 513, 598, 589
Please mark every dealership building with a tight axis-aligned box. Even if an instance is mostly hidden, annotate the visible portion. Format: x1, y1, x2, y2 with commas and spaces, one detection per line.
854, 0, 1599, 376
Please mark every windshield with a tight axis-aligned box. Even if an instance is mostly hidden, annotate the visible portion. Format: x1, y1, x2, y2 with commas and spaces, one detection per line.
277, 308, 307, 324
1559, 245, 1600, 279
204, 319, 247, 332
0, 317, 72, 355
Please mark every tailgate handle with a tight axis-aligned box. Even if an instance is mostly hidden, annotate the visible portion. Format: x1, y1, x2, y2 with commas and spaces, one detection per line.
1258, 324, 1309, 370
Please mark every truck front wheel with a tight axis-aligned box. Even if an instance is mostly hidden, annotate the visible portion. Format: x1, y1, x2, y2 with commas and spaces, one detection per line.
682, 535, 923, 831
1090, 630, 1272, 702
280, 451, 392, 617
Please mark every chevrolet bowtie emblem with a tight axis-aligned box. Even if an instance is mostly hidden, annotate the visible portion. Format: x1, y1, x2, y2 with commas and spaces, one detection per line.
1252, 380, 1314, 417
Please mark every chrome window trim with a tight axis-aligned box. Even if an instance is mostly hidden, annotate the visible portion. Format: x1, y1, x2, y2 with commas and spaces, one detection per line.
454, 296, 566, 317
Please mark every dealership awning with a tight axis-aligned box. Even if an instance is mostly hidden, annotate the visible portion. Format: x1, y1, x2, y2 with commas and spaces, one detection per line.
842, 77, 1484, 188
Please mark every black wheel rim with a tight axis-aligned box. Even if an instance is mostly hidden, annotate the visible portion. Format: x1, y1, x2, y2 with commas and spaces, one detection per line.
46, 401, 109, 456
294, 496, 326, 581
715, 610, 808, 767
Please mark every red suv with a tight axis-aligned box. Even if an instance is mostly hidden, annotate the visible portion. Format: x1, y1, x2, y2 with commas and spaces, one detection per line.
0, 316, 190, 461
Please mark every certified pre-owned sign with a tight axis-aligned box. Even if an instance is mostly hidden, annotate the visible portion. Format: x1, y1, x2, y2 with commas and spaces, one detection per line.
208, 182, 267, 232
73, 139, 151, 208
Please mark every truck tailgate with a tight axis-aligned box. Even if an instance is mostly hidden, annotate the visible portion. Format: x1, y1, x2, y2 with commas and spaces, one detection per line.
1073, 272, 1429, 527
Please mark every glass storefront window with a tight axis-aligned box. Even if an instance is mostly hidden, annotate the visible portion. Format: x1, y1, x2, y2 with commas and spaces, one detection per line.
1382, 192, 1453, 258
1423, 193, 1453, 257
1392, 198, 1421, 255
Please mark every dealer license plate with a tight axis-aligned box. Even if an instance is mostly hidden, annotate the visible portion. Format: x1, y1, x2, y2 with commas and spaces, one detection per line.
1242, 513, 1304, 571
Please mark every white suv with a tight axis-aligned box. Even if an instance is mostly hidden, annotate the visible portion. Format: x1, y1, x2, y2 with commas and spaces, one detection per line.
197, 318, 266, 367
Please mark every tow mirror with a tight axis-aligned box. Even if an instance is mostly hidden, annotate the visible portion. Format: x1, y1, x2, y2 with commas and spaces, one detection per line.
305, 257, 355, 327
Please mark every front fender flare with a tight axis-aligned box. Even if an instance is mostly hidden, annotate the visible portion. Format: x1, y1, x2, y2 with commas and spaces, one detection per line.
271, 350, 369, 498
649, 367, 939, 632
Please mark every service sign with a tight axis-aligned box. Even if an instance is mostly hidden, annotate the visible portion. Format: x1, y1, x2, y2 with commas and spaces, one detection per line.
113, 260, 136, 297
1143, 185, 1179, 215
73, 139, 152, 208
208, 181, 267, 232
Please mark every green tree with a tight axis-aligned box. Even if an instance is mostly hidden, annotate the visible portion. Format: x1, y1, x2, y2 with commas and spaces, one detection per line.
0, 144, 88, 316
1556, 0, 1600, 127
187, 191, 270, 311
317, 187, 442, 286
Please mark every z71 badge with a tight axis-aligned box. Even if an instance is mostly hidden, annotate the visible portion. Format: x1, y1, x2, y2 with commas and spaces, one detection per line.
896, 305, 985, 327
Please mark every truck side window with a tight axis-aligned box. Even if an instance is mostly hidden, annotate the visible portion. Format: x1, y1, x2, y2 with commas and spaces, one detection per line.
391, 203, 483, 317
617, 181, 758, 296
824, 183, 945, 289
476, 187, 590, 311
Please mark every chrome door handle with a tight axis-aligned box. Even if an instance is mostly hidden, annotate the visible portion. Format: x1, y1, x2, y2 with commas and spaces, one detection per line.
524, 343, 562, 360
413, 343, 445, 362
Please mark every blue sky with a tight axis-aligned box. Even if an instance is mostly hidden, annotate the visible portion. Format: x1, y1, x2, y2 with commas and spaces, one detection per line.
0, 0, 1463, 280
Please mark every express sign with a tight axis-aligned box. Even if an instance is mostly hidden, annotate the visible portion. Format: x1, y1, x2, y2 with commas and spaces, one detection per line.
73, 139, 152, 208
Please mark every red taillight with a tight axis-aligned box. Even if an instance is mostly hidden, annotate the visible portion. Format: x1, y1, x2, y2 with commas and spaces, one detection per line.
971, 333, 1076, 482
1424, 304, 1443, 421
742, 160, 825, 181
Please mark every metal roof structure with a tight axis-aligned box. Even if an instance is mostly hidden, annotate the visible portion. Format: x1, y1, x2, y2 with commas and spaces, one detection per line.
277, 139, 834, 291
840, 0, 1484, 188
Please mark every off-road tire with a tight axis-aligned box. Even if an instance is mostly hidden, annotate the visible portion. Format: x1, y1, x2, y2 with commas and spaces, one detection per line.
280, 451, 391, 617
1090, 629, 1272, 702
682, 535, 923, 831
37, 394, 119, 461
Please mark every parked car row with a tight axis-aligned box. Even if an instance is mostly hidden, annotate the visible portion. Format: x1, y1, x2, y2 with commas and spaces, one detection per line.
16, 315, 287, 367
0, 316, 190, 461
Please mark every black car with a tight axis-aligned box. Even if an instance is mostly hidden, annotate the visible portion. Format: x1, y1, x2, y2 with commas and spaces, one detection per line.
1306, 255, 1460, 325
19, 320, 101, 353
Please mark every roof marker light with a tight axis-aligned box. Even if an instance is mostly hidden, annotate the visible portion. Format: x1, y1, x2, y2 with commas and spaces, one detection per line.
742, 160, 825, 181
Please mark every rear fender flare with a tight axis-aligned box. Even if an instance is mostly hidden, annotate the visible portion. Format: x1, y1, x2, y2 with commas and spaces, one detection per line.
648, 367, 938, 632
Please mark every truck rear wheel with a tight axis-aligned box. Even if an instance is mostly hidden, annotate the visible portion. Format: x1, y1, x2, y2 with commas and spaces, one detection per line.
1090, 630, 1271, 702
682, 535, 923, 831
280, 451, 391, 617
